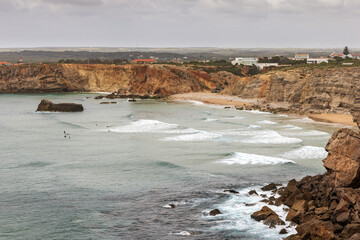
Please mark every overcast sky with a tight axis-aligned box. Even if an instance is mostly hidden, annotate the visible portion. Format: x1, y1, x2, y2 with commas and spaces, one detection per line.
0, 0, 359, 48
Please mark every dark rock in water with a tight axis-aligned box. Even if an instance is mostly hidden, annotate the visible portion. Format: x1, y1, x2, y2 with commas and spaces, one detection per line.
224, 107, 231, 109
100, 101, 116, 104
279, 228, 288, 234
36, 99, 83, 112
95, 93, 161, 100
248, 190, 258, 196
169, 204, 176, 209
261, 183, 281, 191
209, 209, 222, 216
252, 206, 285, 228
224, 189, 239, 194
251, 206, 276, 221
128, 99, 136, 102
245, 203, 257, 207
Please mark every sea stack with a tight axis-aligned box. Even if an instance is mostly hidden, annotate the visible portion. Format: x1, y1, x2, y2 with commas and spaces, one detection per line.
36, 99, 84, 112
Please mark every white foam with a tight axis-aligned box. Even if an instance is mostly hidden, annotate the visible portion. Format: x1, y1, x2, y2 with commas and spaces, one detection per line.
282, 130, 329, 137
257, 120, 278, 125
279, 124, 303, 130
188, 100, 204, 105
162, 131, 222, 142
208, 187, 296, 239
203, 118, 218, 122
170, 231, 192, 236
248, 125, 261, 129
220, 152, 294, 165
280, 146, 328, 160
108, 120, 179, 133
243, 110, 272, 115
240, 130, 303, 144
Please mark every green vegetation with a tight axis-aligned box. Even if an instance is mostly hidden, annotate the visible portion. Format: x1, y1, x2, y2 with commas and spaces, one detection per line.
343, 46, 350, 55
258, 56, 306, 65
57, 58, 129, 65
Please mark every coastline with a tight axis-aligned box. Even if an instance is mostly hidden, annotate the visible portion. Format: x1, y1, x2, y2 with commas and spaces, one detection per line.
169, 92, 357, 127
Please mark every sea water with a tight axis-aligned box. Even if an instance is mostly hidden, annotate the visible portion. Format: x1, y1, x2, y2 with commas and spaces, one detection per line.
0, 94, 346, 239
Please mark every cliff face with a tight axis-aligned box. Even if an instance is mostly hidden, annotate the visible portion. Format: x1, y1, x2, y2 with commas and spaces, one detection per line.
223, 67, 360, 114
0, 64, 229, 96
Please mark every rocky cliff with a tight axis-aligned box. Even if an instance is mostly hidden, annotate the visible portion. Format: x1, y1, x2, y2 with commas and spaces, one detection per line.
250, 110, 360, 239
0, 64, 230, 96
2, 64, 359, 114
223, 67, 360, 114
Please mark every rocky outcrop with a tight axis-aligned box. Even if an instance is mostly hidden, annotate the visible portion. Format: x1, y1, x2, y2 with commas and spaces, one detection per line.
251, 112, 360, 239
323, 128, 360, 188
0, 64, 230, 96
223, 67, 360, 114
352, 97, 360, 128
36, 99, 84, 112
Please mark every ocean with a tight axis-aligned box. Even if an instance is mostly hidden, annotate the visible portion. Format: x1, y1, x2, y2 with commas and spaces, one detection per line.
0, 94, 342, 239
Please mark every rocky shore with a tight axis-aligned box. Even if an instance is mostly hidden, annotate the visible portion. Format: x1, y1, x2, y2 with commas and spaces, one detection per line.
249, 108, 360, 239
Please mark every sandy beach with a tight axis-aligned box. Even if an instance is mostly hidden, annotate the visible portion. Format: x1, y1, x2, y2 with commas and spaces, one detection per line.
170, 92, 357, 127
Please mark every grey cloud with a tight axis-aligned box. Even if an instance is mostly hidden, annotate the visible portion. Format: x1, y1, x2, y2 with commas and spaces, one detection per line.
0, 0, 359, 48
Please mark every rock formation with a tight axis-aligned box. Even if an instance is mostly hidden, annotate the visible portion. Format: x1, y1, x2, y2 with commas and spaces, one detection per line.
2, 63, 359, 114
223, 67, 360, 114
0, 64, 229, 96
251, 110, 360, 239
36, 99, 84, 112
351, 97, 360, 128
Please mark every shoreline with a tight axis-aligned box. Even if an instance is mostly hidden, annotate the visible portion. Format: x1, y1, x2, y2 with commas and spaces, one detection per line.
169, 92, 357, 127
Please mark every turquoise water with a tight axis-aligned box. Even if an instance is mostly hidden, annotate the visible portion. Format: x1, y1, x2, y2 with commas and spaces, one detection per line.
0, 94, 342, 239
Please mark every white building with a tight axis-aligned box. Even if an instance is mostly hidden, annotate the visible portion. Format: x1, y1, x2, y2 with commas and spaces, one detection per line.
255, 63, 279, 70
330, 52, 353, 59
352, 54, 360, 60
307, 58, 329, 64
294, 54, 309, 60
231, 57, 258, 66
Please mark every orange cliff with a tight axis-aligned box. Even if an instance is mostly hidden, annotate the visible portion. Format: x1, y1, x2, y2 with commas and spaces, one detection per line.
0, 64, 230, 96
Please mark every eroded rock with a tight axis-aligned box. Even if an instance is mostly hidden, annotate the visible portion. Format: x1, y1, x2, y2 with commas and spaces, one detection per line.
36, 99, 84, 112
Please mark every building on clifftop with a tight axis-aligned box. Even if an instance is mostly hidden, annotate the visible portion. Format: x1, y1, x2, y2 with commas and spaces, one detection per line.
131, 59, 157, 64
294, 53, 309, 60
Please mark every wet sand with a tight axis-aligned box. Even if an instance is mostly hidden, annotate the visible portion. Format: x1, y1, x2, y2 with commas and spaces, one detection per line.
170, 92, 356, 127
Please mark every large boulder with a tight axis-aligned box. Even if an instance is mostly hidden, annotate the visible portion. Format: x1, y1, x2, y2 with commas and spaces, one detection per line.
251, 206, 285, 228
323, 128, 360, 188
36, 99, 84, 112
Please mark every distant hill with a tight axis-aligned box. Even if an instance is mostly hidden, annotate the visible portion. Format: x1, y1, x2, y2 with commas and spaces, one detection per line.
1, 47, 359, 63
